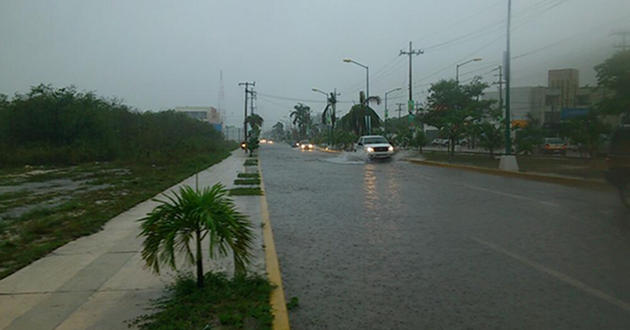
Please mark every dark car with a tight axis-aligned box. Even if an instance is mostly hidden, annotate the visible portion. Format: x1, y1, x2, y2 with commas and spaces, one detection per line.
605, 125, 630, 208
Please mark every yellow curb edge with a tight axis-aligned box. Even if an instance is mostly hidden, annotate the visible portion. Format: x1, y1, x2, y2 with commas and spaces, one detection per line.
259, 165, 290, 330
404, 157, 612, 190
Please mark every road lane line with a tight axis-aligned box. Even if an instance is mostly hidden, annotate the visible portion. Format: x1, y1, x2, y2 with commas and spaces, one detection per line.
462, 183, 559, 207
259, 163, 290, 330
471, 237, 630, 313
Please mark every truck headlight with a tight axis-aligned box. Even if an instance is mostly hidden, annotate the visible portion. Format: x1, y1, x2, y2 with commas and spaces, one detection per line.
367, 147, 374, 153
388, 146, 394, 151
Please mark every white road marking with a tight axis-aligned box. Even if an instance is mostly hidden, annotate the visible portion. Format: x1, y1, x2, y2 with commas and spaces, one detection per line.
462, 183, 559, 207
471, 236, 630, 313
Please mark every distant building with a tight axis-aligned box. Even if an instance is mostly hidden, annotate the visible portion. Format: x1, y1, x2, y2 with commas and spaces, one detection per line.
223, 125, 244, 141
175, 106, 222, 132
548, 69, 579, 109
483, 68, 606, 128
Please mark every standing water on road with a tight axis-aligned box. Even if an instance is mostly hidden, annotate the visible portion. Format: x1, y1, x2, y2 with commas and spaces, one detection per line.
260, 143, 630, 329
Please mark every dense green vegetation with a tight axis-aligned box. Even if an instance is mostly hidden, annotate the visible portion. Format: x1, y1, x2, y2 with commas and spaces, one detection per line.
0, 84, 233, 166
130, 272, 273, 329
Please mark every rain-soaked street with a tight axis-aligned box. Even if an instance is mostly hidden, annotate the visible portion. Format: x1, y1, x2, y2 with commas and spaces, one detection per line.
260, 143, 630, 329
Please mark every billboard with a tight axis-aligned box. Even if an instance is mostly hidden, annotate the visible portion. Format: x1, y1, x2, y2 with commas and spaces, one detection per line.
561, 108, 589, 120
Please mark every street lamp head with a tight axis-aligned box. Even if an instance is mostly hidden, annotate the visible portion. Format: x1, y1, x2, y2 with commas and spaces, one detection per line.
386, 87, 402, 95
343, 58, 352, 63
473, 58, 482, 61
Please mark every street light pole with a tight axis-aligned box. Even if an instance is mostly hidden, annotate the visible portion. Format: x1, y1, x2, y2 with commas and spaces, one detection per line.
505, 0, 512, 155
456, 58, 482, 83
344, 58, 371, 135
343, 58, 369, 99
384, 87, 402, 137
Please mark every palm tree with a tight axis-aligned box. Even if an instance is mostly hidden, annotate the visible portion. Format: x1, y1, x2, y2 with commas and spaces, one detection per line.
246, 113, 264, 132
138, 184, 254, 288
290, 103, 311, 139
340, 91, 382, 136
321, 92, 338, 129
272, 121, 284, 140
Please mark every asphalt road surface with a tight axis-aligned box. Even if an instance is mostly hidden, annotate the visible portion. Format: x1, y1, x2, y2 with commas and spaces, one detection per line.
259, 144, 630, 330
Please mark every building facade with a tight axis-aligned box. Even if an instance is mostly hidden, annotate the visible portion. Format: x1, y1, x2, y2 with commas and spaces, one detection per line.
175, 106, 222, 132
483, 68, 604, 128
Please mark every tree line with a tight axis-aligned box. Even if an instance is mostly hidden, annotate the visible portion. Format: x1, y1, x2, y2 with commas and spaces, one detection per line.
0, 84, 234, 166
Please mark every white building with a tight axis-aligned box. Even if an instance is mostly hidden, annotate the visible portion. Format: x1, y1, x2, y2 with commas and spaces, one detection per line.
175, 106, 222, 131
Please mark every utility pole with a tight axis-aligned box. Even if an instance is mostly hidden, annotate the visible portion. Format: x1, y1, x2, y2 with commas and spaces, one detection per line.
396, 103, 404, 119
399, 41, 423, 116
238, 81, 255, 141
492, 65, 503, 113
504, 0, 512, 155
218, 70, 225, 132
249, 90, 256, 114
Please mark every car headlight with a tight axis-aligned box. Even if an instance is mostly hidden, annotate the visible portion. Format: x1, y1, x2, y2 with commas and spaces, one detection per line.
388, 146, 394, 151
367, 147, 374, 153
308, 144, 313, 148
301, 145, 305, 149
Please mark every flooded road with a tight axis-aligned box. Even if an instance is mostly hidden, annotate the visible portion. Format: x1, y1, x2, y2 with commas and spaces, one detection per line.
260, 144, 630, 329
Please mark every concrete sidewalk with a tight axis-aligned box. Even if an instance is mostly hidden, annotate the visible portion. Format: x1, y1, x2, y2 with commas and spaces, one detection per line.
0, 150, 265, 330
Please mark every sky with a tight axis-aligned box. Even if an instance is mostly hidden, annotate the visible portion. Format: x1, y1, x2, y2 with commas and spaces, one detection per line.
1, 0, 629, 129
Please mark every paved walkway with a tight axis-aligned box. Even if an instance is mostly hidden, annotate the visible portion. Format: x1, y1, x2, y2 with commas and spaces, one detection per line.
0, 150, 265, 330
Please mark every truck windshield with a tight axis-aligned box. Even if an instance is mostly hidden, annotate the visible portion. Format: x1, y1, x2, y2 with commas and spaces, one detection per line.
364, 137, 388, 144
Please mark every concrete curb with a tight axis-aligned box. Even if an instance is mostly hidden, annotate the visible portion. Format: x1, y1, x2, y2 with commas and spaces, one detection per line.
259, 162, 290, 330
404, 157, 612, 190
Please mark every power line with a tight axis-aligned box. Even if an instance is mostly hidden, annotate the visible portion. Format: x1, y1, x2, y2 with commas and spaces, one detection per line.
258, 92, 353, 104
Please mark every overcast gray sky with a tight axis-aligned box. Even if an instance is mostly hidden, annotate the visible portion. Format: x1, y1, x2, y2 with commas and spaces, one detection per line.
1, 0, 629, 129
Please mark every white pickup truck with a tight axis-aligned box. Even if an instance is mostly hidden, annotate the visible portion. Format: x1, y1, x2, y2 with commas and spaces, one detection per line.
354, 135, 395, 160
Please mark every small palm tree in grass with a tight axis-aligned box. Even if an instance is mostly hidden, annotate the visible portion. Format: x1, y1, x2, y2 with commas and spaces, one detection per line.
138, 183, 254, 288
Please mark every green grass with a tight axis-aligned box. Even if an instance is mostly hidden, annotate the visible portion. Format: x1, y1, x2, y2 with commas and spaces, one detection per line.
0, 150, 234, 280
130, 272, 273, 330
0, 190, 30, 202
286, 296, 300, 311
228, 187, 264, 196
244, 159, 258, 166
237, 173, 260, 178
422, 151, 607, 180
234, 178, 261, 185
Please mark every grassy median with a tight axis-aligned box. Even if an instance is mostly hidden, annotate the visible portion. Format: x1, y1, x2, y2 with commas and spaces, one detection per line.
130, 272, 273, 329
422, 151, 607, 180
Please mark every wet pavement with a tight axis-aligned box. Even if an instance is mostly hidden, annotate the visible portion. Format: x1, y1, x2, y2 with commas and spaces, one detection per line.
259, 144, 630, 329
